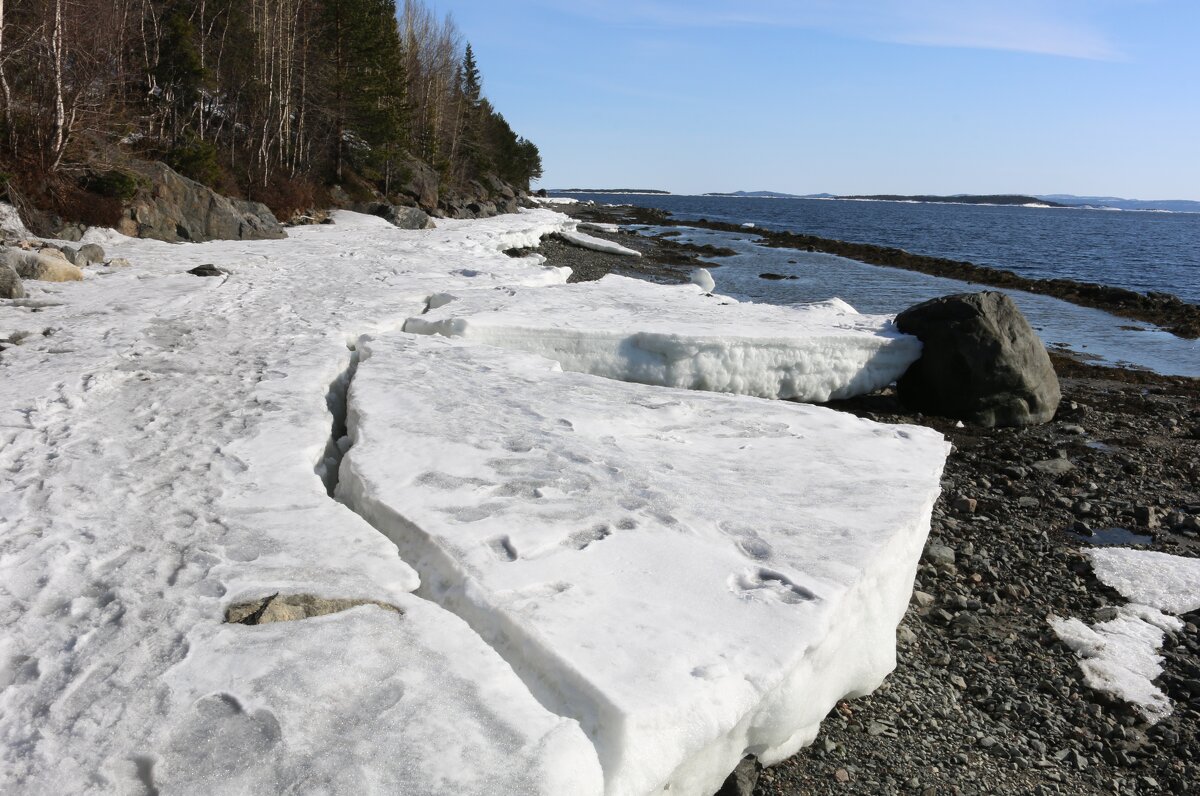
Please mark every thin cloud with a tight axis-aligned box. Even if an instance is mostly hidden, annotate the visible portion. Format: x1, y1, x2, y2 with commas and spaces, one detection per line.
536, 0, 1124, 60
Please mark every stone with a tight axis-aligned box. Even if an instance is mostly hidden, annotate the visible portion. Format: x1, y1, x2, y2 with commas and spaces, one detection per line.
120, 160, 286, 243
399, 159, 440, 209
77, 243, 106, 264
715, 756, 761, 796
1133, 506, 1160, 528
187, 264, 224, 278
4, 248, 85, 282
952, 496, 978, 513
225, 593, 402, 625
0, 262, 24, 298
1032, 458, 1074, 476
926, 544, 956, 566
107, 258, 132, 268
362, 203, 436, 230
895, 291, 1061, 427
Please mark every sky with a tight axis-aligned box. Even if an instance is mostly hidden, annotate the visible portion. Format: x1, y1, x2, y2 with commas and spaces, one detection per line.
433, 1, 1200, 199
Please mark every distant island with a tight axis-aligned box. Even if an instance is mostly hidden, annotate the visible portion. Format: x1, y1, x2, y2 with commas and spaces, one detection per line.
839, 194, 1069, 207
552, 188, 671, 195
704, 191, 833, 199
1038, 195, 1200, 213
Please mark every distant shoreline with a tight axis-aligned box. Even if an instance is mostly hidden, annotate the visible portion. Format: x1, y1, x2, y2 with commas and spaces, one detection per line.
552, 191, 1200, 214
559, 200, 1200, 341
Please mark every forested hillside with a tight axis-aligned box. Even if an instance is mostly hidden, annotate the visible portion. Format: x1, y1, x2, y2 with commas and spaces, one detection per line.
0, 0, 541, 226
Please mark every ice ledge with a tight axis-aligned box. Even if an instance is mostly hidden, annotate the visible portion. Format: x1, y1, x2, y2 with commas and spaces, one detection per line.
403, 275, 921, 402
336, 333, 949, 796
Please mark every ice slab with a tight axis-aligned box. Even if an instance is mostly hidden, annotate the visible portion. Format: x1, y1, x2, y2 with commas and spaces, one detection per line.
557, 229, 642, 257
158, 597, 602, 795
1052, 604, 1182, 723
404, 275, 922, 402
1087, 548, 1200, 615
338, 333, 949, 796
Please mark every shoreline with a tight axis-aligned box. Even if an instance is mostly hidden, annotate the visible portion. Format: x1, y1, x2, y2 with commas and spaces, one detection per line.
554, 200, 1200, 340
527, 205, 1200, 795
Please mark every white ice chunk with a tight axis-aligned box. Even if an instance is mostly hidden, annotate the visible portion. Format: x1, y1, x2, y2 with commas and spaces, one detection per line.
1087, 548, 1200, 615
403, 275, 922, 402
691, 267, 716, 293
579, 222, 622, 234
1051, 604, 1182, 723
338, 334, 949, 796
157, 597, 603, 796
557, 228, 643, 257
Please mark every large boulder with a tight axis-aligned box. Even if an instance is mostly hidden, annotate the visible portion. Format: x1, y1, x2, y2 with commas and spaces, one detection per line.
120, 161, 286, 243
77, 243, 106, 264
0, 262, 24, 298
360, 202, 436, 230
398, 159, 439, 210
895, 291, 1061, 427
3, 248, 85, 282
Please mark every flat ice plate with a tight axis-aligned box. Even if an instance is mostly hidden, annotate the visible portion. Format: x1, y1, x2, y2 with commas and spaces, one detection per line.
339, 334, 949, 796
403, 275, 922, 401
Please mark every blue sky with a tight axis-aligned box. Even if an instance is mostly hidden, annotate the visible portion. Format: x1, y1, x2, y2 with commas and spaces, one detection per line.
435, 1, 1200, 199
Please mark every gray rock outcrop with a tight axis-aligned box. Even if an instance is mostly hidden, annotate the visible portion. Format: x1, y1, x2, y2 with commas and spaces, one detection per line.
117, 161, 286, 243
895, 291, 1061, 427
0, 262, 24, 298
361, 202, 436, 230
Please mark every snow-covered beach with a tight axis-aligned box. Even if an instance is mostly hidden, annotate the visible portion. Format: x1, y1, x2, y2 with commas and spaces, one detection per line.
1, 208, 952, 794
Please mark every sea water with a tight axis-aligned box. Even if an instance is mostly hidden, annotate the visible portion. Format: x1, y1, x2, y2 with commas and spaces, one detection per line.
556, 194, 1200, 377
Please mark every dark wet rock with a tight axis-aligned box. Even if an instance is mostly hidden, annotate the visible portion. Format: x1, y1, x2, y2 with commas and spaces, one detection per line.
716, 756, 761, 796
895, 292, 1062, 427
187, 264, 224, 278
759, 272, 798, 280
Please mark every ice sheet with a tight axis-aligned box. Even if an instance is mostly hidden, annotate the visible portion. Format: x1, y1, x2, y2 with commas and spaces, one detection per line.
558, 228, 643, 256
338, 333, 949, 796
404, 275, 922, 402
1052, 604, 1182, 723
1087, 548, 1200, 614
0, 208, 601, 793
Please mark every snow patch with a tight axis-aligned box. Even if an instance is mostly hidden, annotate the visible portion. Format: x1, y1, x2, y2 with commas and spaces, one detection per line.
1087, 548, 1200, 614
1051, 605, 1182, 723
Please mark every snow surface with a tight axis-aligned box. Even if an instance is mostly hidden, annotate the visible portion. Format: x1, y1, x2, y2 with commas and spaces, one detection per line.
1087, 548, 1200, 615
338, 333, 949, 795
2, 203, 945, 795
404, 275, 922, 402
0, 208, 602, 794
